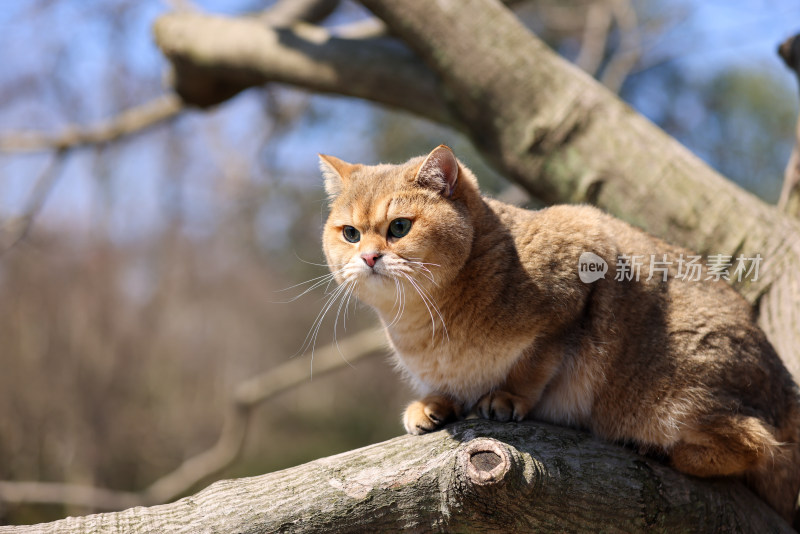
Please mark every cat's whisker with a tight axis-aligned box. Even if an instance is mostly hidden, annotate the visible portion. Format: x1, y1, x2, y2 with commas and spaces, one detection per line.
296, 283, 343, 356
342, 279, 357, 330
293, 252, 348, 268
406, 257, 441, 267
274, 270, 347, 304
332, 280, 357, 369
296, 279, 353, 375
385, 276, 404, 329
396, 275, 408, 328
407, 262, 438, 285
410, 275, 449, 343
401, 272, 449, 344
400, 273, 437, 342
323, 268, 349, 294
308, 280, 355, 376
411, 261, 442, 269
404, 259, 441, 286
387, 277, 401, 328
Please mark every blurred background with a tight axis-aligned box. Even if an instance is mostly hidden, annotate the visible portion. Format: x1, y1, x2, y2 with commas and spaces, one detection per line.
0, 0, 798, 525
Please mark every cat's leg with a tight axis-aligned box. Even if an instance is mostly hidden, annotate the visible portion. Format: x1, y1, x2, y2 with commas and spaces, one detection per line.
403, 394, 461, 434
475, 349, 563, 423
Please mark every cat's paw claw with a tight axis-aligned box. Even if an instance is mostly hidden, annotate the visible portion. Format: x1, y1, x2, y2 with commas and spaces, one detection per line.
426, 409, 444, 425
476, 391, 529, 423
403, 396, 457, 435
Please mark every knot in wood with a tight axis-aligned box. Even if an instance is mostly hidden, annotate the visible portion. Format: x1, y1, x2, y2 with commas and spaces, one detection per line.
459, 437, 511, 487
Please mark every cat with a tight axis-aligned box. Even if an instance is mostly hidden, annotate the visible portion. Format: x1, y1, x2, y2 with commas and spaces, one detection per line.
318, 144, 800, 525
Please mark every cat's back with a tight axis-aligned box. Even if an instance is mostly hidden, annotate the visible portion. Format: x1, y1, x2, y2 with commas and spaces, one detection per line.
482, 200, 624, 284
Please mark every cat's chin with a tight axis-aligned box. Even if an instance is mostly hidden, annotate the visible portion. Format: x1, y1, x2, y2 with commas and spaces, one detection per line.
356, 271, 393, 289
352, 273, 397, 309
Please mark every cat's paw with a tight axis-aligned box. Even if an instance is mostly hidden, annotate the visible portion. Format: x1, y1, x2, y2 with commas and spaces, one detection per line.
403, 395, 458, 435
476, 391, 530, 422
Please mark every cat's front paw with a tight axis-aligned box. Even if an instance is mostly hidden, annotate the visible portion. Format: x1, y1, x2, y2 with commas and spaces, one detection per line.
476, 391, 530, 422
403, 395, 458, 435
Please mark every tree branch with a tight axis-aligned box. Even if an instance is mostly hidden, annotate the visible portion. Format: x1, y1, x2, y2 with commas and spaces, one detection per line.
0, 95, 182, 153
0, 329, 386, 511
258, 0, 340, 27
778, 33, 800, 218
153, 13, 455, 125
574, 1, 612, 77
0, 150, 67, 252
0, 421, 790, 533
599, 0, 641, 93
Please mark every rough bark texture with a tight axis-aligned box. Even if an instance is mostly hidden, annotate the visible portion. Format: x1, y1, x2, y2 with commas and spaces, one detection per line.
153, 14, 452, 123
154, 0, 800, 378
0, 421, 790, 533
779, 34, 800, 218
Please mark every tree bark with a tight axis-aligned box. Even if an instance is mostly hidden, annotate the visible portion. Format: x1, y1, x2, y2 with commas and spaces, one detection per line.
0, 421, 789, 533
152, 14, 452, 123
153, 0, 800, 378
778, 34, 800, 218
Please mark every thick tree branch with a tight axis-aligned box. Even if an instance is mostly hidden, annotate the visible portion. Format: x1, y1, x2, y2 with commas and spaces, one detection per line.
778, 33, 800, 218
0, 329, 385, 511
153, 13, 455, 125
258, 0, 340, 27
0, 95, 182, 153
0, 421, 790, 533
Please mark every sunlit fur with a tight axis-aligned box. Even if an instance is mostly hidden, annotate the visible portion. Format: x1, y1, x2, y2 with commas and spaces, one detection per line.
319, 145, 800, 524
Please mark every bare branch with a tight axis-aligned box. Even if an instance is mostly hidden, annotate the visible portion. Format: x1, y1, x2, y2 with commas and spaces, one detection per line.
600, 0, 641, 93
0, 329, 386, 510
0, 94, 182, 153
144, 328, 386, 504
778, 34, 800, 217
0, 150, 67, 253
574, 2, 613, 76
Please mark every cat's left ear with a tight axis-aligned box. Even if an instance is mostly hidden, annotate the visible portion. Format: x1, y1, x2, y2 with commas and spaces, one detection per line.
415, 145, 459, 198
318, 154, 355, 201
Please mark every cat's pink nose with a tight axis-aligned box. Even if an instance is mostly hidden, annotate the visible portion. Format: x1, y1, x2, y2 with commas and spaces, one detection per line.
361, 252, 383, 268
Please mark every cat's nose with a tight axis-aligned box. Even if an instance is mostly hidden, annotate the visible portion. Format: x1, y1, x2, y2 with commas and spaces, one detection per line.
361, 252, 383, 268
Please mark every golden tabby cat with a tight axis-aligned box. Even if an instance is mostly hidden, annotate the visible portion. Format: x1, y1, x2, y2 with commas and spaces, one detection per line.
319, 145, 800, 524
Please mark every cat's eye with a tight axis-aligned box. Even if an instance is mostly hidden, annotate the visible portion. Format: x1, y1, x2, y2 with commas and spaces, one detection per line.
388, 218, 412, 239
342, 226, 360, 243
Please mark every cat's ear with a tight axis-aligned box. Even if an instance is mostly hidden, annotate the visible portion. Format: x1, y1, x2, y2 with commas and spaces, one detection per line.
318, 154, 354, 201
414, 145, 459, 198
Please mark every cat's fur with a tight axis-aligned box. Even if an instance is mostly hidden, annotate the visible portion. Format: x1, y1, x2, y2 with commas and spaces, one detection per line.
319, 145, 800, 524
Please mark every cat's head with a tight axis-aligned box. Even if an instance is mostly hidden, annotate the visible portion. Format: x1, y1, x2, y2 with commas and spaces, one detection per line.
319, 145, 478, 309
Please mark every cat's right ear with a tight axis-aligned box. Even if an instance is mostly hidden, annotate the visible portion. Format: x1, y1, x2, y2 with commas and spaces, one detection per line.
414, 145, 459, 198
318, 154, 354, 201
